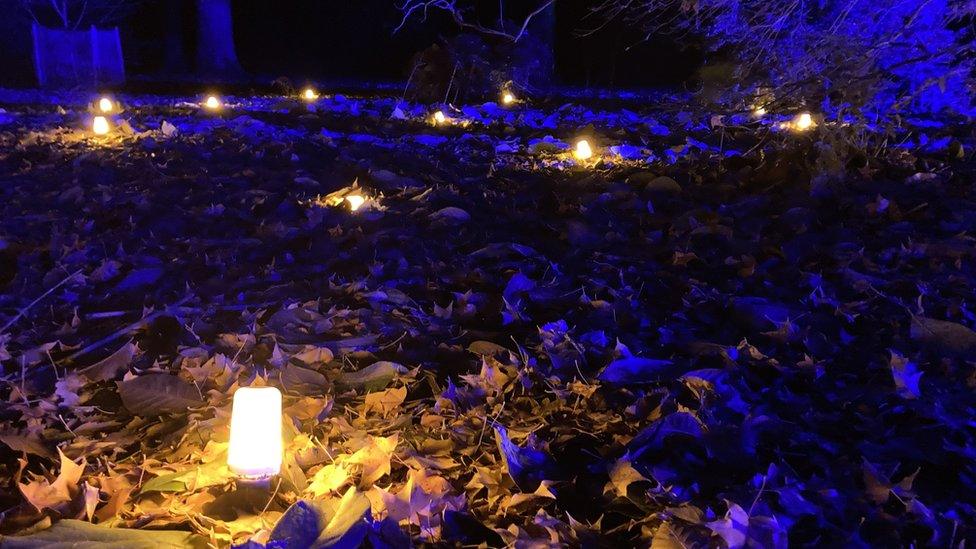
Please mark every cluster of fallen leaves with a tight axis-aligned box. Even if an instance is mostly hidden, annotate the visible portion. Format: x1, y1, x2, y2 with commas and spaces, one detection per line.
0, 89, 975, 547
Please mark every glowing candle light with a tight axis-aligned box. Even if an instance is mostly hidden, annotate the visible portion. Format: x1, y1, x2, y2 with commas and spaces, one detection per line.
502, 92, 516, 105
92, 116, 110, 136
204, 95, 221, 110
752, 106, 767, 118
346, 194, 366, 211
227, 386, 282, 479
793, 112, 814, 131
303, 88, 319, 101
574, 139, 593, 161
433, 110, 447, 125
98, 97, 114, 113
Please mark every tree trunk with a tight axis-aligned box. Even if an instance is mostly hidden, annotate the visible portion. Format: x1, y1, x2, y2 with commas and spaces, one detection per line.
163, 0, 188, 73
195, 0, 241, 76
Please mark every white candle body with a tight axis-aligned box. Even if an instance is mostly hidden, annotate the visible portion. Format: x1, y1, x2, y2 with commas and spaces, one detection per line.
574, 139, 593, 161
227, 386, 282, 479
92, 116, 110, 135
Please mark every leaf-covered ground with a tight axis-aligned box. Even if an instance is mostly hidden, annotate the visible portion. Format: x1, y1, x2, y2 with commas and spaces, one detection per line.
0, 88, 975, 547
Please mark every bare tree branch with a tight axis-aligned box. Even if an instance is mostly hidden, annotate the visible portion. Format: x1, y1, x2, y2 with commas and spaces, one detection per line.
588, 0, 973, 111
395, 0, 555, 43
7, 0, 138, 28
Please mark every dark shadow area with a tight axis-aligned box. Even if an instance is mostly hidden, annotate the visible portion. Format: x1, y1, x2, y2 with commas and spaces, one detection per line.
0, 1, 701, 89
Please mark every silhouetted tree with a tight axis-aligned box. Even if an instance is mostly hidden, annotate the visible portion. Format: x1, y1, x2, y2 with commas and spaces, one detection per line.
195, 0, 241, 76
9, 0, 135, 28
396, 0, 558, 98
397, 0, 556, 73
592, 0, 974, 113
397, 0, 555, 44
162, 0, 188, 73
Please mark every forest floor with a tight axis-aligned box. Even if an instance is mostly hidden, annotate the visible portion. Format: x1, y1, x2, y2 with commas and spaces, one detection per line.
0, 87, 975, 548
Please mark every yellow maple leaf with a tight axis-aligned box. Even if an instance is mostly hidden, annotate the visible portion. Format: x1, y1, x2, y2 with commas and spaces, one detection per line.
346, 435, 399, 487
286, 396, 332, 421
306, 463, 350, 498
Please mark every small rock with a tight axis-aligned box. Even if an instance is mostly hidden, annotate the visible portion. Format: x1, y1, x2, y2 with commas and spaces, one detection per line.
645, 176, 682, 194
429, 207, 471, 223
626, 172, 658, 186
911, 316, 976, 354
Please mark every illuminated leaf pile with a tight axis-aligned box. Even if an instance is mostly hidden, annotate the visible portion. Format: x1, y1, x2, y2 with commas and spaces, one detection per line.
0, 89, 974, 546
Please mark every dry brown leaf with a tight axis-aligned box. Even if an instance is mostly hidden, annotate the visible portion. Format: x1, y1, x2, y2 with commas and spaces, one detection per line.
82, 481, 100, 521
605, 455, 649, 498
18, 448, 84, 512
362, 387, 407, 417
94, 476, 135, 523
79, 342, 137, 382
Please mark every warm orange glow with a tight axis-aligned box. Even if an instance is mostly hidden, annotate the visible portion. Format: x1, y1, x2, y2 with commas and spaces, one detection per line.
227, 387, 282, 479
573, 139, 593, 161
502, 92, 516, 105
303, 88, 319, 101
793, 112, 814, 131
752, 106, 767, 117
433, 110, 447, 125
346, 194, 366, 211
98, 97, 114, 113
204, 96, 221, 110
92, 116, 110, 135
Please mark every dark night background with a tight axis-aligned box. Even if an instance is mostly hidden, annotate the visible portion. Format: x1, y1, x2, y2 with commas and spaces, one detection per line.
0, 0, 701, 88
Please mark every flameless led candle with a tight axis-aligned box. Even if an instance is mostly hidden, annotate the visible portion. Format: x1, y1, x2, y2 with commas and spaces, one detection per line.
98, 97, 114, 113
92, 116, 110, 136
346, 194, 366, 211
574, 139, 593, 161
433, 110, 447, 124
227, 386, 282, 479
793, 112, 814, 131
303, 88, 319, 101
752, 106, 767, 118
502, 92, 516, 105
204, 95, 221, 110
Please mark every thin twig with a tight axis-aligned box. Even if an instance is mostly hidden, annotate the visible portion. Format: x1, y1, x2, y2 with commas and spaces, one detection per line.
1, 269, 83, 335
61, 296, 192, 365
261, 477, 283, 515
